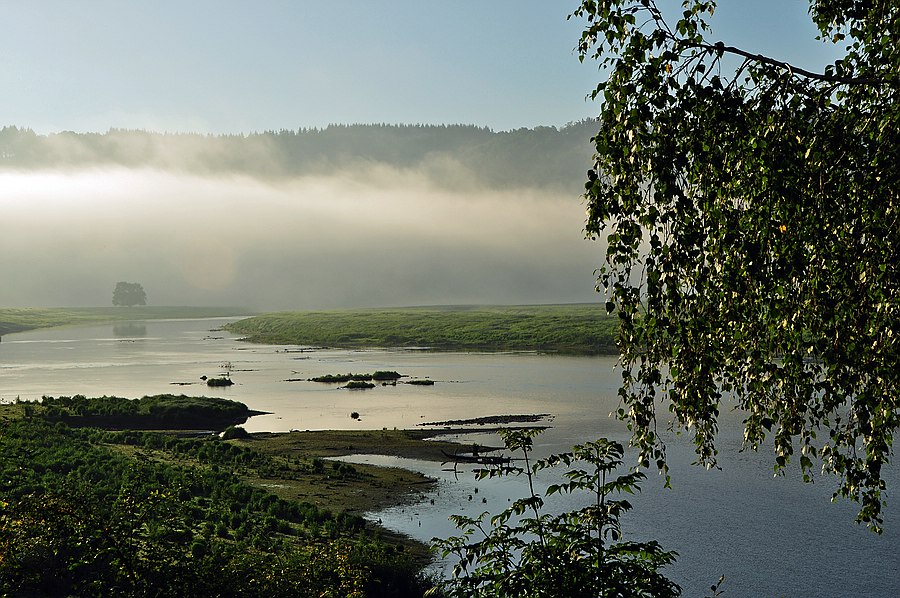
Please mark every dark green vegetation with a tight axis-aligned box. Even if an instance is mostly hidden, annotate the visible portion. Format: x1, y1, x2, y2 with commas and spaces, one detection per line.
434, 430, 680, 597
227, 304, 618, 354
576, 0, 899, 529
34, 394, 254, 430
344, 381, 376, 390
0, 412, 436, 596
309, 371, 403, 384
0, 306, 248, 336
206, 377, 234, 388
222, 425, 251, 440
112, 281, 147, 307
0, 121, 595, 192
374, 371, 403, 380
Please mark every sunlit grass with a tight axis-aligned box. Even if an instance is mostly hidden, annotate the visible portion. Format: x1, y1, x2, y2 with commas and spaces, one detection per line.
226, 304, 618, 354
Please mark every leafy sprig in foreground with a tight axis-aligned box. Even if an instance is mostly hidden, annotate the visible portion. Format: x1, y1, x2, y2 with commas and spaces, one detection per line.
433, 430, 680, 598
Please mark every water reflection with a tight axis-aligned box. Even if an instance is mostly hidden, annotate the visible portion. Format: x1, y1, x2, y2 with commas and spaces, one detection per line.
113, 322, 147, 337
1, 319, 897, 597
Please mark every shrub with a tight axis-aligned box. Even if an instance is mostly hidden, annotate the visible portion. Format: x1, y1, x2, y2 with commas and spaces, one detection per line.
206, 377, 233, 387
433, 429, 681, 597
222, 426, 250, 440
344, 381, 375, 390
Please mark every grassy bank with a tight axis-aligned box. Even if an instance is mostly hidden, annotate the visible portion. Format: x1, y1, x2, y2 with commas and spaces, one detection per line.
0, 415, 434, 595
226, 304, 618, 354
234, 429, 468, 514
0, 306, 250, 336
0, 400, 460, 516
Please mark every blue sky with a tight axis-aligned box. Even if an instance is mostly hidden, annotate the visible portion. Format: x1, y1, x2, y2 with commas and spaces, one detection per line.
1, 1, 842, 134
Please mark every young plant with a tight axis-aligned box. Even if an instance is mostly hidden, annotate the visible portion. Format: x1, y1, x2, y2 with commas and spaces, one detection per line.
432, 429, 680, 597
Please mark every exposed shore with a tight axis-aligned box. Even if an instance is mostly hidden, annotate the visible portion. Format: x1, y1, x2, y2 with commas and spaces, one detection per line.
238, 427, 511, 514
0, 306, 250, 336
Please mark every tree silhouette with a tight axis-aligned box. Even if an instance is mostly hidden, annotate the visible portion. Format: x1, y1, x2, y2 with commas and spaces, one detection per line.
112, 282, 147, 307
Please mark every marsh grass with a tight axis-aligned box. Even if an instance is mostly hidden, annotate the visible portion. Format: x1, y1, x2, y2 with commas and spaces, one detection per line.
226, 304, 617, 354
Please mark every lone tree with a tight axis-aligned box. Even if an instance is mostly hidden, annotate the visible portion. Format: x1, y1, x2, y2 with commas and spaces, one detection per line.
112, 282, 147, 307
575, 0, 898, 529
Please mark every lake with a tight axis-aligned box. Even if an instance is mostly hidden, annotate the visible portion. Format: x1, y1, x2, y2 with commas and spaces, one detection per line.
1, 317, 896, 597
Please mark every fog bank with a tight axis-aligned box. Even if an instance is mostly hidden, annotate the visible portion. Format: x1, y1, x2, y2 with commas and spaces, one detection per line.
1, 166, 601, 310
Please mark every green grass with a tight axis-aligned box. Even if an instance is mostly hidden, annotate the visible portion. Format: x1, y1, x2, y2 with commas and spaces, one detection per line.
226, 304, 619, 354
0, 306, 250, 336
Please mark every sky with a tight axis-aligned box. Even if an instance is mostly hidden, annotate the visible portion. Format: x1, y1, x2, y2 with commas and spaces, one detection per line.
0, 0, 841, 135
0, 1, 845, 310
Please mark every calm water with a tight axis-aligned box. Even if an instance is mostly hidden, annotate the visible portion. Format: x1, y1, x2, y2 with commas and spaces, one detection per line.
1, 318, 897, 597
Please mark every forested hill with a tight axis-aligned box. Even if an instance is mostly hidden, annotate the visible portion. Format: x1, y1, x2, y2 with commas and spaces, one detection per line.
0, 120, 596, 191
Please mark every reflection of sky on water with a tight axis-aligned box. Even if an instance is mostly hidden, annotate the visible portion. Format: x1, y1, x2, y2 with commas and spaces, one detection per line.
1, 319, 619, 433
340, 442, 900, 598
2, 319, 898, 597
332, 452, 565, 578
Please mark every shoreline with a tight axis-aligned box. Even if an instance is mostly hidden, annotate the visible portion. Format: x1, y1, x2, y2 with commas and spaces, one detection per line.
232, 427, 509, 564
0, 307, 250, 337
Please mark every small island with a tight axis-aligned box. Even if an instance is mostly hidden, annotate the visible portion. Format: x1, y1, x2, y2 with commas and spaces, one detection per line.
32, 394, 264, 431
206, 377, 234, 387
307, 371, 404, 383
344, 380, 376, 390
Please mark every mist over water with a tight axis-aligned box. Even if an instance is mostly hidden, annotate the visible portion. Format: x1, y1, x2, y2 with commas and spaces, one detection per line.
1, 166, 600, 310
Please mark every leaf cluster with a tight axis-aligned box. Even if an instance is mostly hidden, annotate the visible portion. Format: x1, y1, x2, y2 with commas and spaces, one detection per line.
433, 430, 680, 597
574, 0, 899, 529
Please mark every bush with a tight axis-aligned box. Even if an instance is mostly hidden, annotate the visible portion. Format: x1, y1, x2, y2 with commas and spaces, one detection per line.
372, 371, 402, 381
433, 429, 681, 598
344, 381, 375, 390
206, 377, 234, 387
222, 426, 250, 440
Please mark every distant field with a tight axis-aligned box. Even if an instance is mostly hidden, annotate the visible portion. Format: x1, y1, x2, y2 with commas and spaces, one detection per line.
0, 306, 249, 336
226, 304, 619, 354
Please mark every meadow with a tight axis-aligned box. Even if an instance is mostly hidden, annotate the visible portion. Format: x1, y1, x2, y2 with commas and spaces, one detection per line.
225, 304, 618, 354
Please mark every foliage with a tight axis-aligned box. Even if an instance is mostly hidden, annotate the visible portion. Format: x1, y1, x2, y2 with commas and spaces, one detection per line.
37, 394, 252, 430
227, 304, 619, 354
345, 381, 376, 390
0, 121, 596, 192
573, 0, 899, 529
112, 281, 147, 307
206, 376, 234, 387
373, 370, 403, 380
222, 425, 250, 440
433, 429, 680, 597
0, 418, 429, 596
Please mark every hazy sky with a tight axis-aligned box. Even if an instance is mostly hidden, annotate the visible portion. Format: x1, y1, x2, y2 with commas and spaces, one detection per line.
0, 166, 606, 309
0, 1, 840, 135
1, 1, 844, 310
